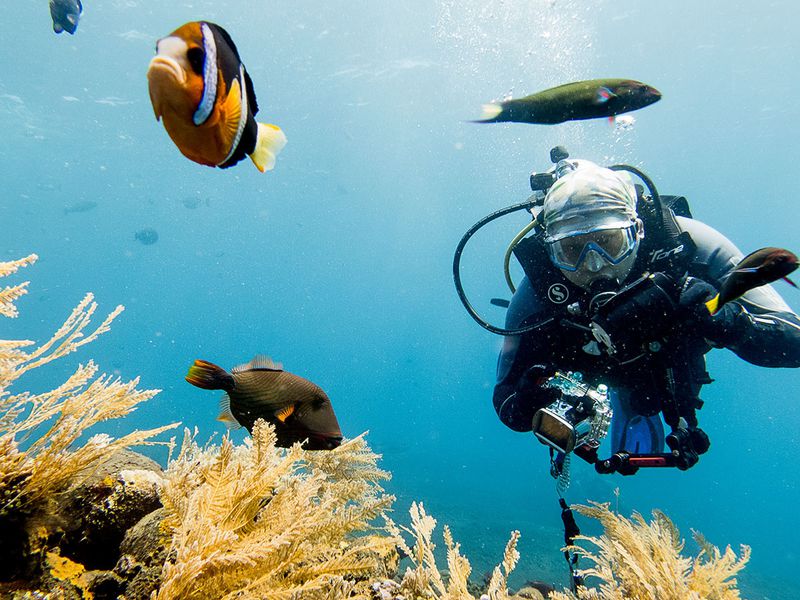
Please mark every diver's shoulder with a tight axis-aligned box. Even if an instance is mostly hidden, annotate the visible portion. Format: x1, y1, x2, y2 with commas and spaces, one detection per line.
676, 215, 743, 279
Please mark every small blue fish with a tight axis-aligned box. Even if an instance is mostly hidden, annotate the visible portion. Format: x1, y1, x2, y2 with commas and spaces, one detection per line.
134, 228, 159, 245
50, 0, 83, 35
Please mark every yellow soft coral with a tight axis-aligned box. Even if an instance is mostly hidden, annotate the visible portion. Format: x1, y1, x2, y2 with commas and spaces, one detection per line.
549, 502, 749, 600
155, 420, 396, 600
0, 255, 177, 522
386, 501, 520, 600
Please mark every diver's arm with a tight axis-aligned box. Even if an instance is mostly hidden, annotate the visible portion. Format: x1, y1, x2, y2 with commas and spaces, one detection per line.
679, 216, 800, 367
493, 278, 559, 432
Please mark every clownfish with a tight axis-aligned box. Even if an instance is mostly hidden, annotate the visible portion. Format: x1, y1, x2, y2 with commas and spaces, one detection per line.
147, 21, 286, 172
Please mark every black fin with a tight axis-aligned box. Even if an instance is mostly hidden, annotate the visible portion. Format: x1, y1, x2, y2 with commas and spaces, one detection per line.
490, 298, 511, 308
243, 68, 259, 116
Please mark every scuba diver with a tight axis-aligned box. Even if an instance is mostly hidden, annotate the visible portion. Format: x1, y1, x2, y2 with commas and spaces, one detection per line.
455, 147, 800, 475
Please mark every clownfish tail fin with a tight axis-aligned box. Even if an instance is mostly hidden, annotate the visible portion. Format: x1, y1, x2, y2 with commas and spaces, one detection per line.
250, 123, 287, 173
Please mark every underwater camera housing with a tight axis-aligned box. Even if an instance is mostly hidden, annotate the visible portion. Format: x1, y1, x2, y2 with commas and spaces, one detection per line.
532, 371, 612, 455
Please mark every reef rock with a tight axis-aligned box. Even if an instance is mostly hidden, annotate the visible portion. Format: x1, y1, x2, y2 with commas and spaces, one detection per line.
114, 507, 170, 600
54, 449, 164, 570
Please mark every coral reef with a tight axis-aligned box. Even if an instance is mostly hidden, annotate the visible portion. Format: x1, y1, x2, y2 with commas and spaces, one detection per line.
0, 255, 176, 594
387, 501, 522, 600
0, 256, 753, 600
155, 422, 397, 599
549, 502, 750, 600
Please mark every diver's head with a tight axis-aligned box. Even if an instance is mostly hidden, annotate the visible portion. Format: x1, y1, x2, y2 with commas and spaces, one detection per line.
542, 161, 643, 290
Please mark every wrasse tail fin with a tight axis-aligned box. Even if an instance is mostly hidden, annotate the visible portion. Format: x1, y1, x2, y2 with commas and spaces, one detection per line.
186, 359, 235, 390
470, 103, 504, 123
705, 294, 720, 315
250, 123, 287, 172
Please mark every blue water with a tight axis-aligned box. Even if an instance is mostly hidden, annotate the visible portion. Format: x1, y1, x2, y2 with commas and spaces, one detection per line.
2, 1, 799, 597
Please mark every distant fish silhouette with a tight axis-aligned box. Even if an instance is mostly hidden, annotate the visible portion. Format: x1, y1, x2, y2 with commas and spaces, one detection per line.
63, 200, 97, 215
181, 196, 205, 209
706, 247, 798, 315
134, 228, 159, 245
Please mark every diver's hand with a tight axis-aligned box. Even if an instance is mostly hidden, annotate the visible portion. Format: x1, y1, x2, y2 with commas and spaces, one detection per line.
590, 272, 680, 358
678, 277, 742, 346
515, 364, 560, 409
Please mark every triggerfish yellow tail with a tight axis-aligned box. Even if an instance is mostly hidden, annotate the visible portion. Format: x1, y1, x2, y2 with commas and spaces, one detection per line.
185, 356, 343, 450
705, 247, 798, 315
147, 21, 286, 172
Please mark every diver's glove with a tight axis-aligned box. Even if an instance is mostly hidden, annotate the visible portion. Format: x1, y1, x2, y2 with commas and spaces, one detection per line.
666, 425, 711, 471
495, 364, 560, 432
678, 277, 744, 347
515, 364, 560, 409
590, 272, 680, 359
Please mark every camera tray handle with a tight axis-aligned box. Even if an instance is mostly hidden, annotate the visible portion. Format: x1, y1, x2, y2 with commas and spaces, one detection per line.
594, 452, 680, 476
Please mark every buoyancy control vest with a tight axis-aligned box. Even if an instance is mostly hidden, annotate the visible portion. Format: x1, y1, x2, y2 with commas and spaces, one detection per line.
510, 195, 713, 427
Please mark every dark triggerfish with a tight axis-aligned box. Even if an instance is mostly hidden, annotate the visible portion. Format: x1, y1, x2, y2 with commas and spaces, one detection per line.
706, 247, 798, 315
147, 21, 286, 172
473, 78, 661, 125
185, 355, 342, 450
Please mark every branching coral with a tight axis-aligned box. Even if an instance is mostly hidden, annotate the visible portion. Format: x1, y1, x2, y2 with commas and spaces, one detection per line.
0, 254, 38, 318
155, 420, 397, 600
0, 254, 176, 529
549, 501, 750, 600
386, 501, 521, 600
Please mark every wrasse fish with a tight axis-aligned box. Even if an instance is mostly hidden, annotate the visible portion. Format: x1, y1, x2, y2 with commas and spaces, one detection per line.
186, 355, 343, 450
473, 78, 661, 125
706, 247, 798, 315
147, 21, 286, 172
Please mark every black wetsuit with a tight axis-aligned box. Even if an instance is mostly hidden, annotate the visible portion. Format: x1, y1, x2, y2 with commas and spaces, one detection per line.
493, 216, 800, 453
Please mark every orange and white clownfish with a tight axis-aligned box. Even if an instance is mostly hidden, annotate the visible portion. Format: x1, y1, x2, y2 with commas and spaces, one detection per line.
147, 21, 286, 172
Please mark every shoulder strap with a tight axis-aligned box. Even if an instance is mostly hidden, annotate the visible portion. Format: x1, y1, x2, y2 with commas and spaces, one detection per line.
638, 202, 697, 278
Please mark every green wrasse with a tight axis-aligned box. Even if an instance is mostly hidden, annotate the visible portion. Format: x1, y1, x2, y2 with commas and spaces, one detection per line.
473, 78, 661, 125
706, 247, 798, 315
186, 355, 342, 450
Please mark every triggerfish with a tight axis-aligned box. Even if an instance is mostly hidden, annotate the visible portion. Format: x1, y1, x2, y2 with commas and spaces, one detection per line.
706, 247, 798, 315
50, 0, 82, 35
147, 21, 287, 172
472, 79, 661, 125
185, 355, 343, 450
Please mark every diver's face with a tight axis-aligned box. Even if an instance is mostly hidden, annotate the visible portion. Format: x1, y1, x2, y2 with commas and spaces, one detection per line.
559, 248, 638, 290
549, 220, 643, 290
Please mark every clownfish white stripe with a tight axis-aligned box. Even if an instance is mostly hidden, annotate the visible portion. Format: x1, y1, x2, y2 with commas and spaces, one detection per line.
193, 22, 218, 126
218, 65, 249, 166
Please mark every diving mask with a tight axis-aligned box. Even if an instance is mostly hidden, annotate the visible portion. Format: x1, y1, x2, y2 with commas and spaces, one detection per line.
547, 224, 638, 272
